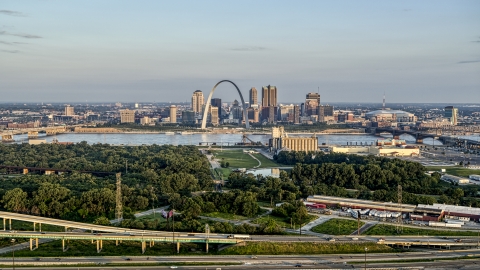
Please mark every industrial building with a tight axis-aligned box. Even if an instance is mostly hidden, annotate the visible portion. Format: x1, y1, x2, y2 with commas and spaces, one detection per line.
270, 126, 318, 154
440, 174, 470, 185
418, 204, 480, 222
307, 195, 480, 222
330, 145, 419, 157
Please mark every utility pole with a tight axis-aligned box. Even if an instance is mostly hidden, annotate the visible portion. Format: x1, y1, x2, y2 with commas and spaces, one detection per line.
115, 173, 123, 222
364, 247, 368, 270
397, 184, 402, 233
357, 210, 361, 235
151, 186, 155, 218
172, 204, 175, 254
11, 239, 15, 270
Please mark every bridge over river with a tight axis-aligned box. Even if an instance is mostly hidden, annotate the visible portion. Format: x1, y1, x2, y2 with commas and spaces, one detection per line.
372, 127, 480, 149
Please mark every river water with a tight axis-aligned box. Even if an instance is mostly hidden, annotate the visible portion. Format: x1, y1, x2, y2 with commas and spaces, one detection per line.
12, 132, 479, 146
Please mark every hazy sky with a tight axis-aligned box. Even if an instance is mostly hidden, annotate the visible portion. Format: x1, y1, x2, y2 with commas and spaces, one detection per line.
1, 0, 479, 103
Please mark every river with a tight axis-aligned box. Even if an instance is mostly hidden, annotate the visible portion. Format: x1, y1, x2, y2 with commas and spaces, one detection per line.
11, 132, 479, 146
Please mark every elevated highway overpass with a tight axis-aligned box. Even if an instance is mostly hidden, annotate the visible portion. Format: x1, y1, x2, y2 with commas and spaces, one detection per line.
0, 210, 173, 235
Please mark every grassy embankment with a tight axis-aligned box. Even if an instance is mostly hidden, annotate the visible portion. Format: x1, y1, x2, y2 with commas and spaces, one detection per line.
216, 242, 395, 255
252, 214, 317, 229
311, 218, 365, 235
363, 223, 480, 236
425, 166, 480, 178
212, 149, 280, 178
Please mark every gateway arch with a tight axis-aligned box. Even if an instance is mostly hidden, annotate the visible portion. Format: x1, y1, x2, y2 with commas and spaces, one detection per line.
201, 80, 250, 129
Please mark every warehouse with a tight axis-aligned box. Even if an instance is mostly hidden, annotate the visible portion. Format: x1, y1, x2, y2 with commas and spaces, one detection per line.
418, 204, 480, 222
307, 195, 480, 222
440, 174, 470, 185
306, 195, 417, 213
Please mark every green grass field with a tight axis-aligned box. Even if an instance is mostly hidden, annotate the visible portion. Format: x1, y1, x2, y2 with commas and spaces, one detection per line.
202, 212, 249, 221
216, 242, 395, 255
425, 166, 480, 178
212, 150, 260, 168
363, 223, 480, 236
251, 153, 280, 168
311, 218, 365, 235
252, 214, 317, 229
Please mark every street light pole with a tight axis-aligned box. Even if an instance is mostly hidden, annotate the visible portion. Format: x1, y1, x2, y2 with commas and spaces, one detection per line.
364, 247, 368, 270
11, 239, 16, 270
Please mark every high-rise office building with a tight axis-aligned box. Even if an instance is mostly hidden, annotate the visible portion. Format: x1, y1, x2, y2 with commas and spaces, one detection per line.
444, 106, 458, 125
231, 100, 243, 120
211, 98, 222, 119
249, 87, 258, 108
182, 111, 196, 124
209, 106, 219, 125
261, 85, 277, 107
318, 105, 334, 122
120, 109, 135, 123
65, 105, 74, 116
247, 108, 259, 123
192, 90, 204, 114
293, 105, 300, 124
170, 105, 177, 123
305, 93, 320, 116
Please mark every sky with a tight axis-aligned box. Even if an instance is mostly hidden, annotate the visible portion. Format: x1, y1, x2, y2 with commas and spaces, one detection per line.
1, 0, 479, 104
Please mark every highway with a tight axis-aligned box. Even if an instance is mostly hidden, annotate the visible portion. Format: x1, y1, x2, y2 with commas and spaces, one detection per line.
0, 210, 182, 236
0, 249, 479, 269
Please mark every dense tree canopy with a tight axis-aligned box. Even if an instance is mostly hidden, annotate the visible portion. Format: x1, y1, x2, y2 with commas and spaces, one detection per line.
0, 143, 213, 221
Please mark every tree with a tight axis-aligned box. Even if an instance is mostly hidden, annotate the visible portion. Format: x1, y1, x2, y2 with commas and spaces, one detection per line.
2, 188, 29, 213
181, 197, 202, 220
93, 216, 111, 225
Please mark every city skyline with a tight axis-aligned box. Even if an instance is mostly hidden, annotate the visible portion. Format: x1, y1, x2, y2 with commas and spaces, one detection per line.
1, 1, 479, 103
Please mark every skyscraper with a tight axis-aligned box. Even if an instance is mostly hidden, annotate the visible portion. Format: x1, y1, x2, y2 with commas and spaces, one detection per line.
305, 92, 320, 116
318, 105, 334, 122
211, 98, 222, 119
65, 105, 74, 116
293, 105, 300, 124
249, 87, 258, 108
444, 106, 458, 125
120, 109, 135, 123
209, 106, 219, 125
261, 85, 277, 107
191, 90, 204, 114
169, 105, 177, 123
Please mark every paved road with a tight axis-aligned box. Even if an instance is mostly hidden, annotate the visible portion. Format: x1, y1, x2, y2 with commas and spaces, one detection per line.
1, 249, 480, 268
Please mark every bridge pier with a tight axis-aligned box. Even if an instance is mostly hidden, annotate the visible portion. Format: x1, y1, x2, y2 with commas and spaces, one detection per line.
116, 240, 119, 246
28, 131, 38, 139
415, 134, 423, 144
3, 218, 5, 230
9, 219, 11, 230
177, 242, 180, 253
39, 223, 42, 232
206, 241, 209, 253
96, 239, 102, 253
149, 241, 154, 247
29, 238, 39, 251
62, 238, 68, 252
141, 241, 146, 254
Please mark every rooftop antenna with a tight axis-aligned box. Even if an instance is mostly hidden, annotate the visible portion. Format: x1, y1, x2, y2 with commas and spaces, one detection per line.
382, 92, 386, 110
